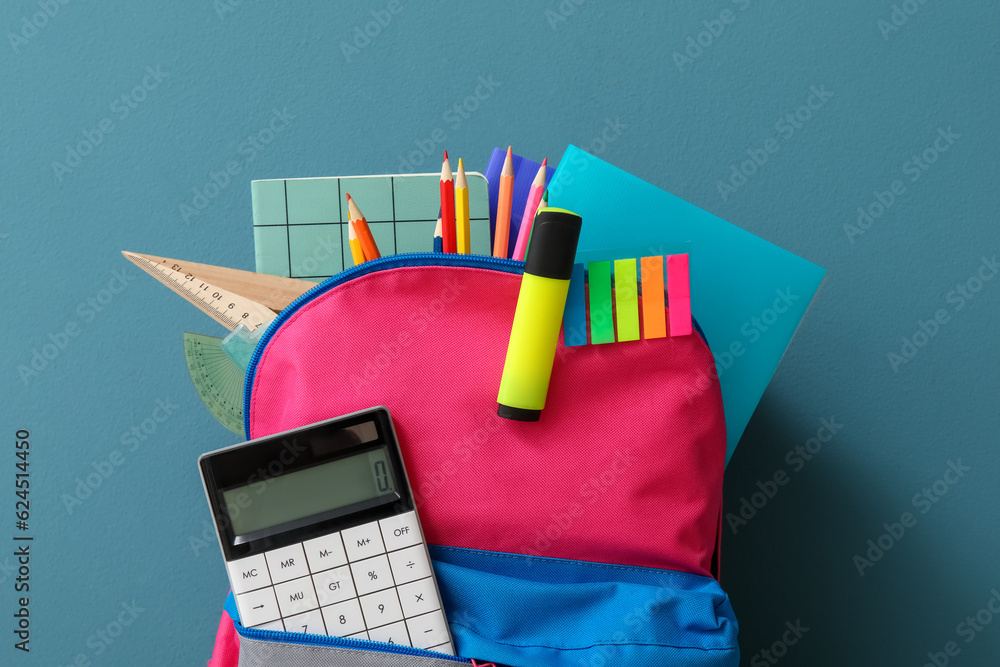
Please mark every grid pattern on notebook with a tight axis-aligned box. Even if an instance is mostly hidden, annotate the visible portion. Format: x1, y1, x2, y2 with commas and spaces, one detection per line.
252, 173, 491, 280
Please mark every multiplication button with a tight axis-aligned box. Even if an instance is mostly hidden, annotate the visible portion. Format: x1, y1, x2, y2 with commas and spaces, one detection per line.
379, 511, 421, 551
227, 554, 271, 594
388, 544, 432, 585
342, 521, 385, 561
351, 554, 394, 596
397, 578, 440, 618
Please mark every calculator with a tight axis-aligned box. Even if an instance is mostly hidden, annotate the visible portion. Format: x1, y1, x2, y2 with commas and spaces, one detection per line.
198, 407, 455, 654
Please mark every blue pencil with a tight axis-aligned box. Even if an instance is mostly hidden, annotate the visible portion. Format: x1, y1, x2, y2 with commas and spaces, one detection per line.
433, 207, 443, 253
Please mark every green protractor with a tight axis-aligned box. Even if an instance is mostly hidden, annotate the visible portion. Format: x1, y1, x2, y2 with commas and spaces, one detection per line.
183, 332, 246, 435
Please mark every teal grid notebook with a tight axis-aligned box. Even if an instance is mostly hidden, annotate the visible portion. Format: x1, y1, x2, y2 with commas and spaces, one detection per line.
252, 173, 491, 279
549, 146, 827, 464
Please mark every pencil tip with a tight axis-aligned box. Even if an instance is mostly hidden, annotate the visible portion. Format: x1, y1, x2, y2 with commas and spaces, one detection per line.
506, 146, 512, 155
443, 150, 448, 161
345, 193, 352, 201
458, 157, 463, 169
541, 157, 547, 166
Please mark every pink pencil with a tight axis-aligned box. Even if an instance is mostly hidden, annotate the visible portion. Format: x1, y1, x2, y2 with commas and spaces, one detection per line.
511, 158, 547, 261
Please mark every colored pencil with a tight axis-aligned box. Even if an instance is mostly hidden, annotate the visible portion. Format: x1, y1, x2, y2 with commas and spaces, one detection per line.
345, 193, 380, 261
440, 151, 456, 253
348, 213, 366, 265
433, 208, 443, 253
542, 188, 549, 207
511, 157, 547, 261
493, 146, 514, 258
455, 158, 471, 254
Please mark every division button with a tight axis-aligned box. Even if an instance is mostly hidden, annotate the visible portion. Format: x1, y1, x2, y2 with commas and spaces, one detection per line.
387, 544, 432, 585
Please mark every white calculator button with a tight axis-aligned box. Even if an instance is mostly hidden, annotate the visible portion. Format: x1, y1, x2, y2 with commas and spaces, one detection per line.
321, 598, 366, 637
347, 630, 370, 641
379, 511, 422, 551
388, 544, 432, 585
283, 608, 325, 636
431, 641, 456, 656
367, 620, 410, 647
406, 610, 449, 650
312, 565, 357, 606
252, 618, 285, 632
303, 532, 347, 573
237, 587, 280, 627
227, 554, 271, 594
359, 588, 404, 628
351, 554, 395, 596
342, 521, 385, 561
273, 576, 319, 617
265, 543, 309, 584
397, 577, 441, 618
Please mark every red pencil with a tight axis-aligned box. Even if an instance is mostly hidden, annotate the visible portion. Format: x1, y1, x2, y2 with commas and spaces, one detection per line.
440, 151, 456, 253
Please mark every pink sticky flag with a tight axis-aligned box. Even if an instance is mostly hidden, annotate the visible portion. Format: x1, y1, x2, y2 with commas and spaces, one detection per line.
667, 254, 692, 336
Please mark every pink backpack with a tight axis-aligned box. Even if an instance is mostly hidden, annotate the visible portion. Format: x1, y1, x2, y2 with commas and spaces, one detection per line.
208, 253, 738, 666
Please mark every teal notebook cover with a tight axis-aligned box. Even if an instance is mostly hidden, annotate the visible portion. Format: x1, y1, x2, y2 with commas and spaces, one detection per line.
549, 146, 826, 464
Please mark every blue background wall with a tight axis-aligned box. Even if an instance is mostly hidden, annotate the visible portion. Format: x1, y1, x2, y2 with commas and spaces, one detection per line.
2, 2, 998, 665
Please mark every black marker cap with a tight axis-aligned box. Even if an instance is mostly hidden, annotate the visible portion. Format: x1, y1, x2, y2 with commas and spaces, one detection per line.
497, 404, 541, 422
524, 208, 582, 280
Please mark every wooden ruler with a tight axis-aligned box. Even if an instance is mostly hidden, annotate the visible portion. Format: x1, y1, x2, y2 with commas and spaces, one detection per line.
122, 251, 315, 332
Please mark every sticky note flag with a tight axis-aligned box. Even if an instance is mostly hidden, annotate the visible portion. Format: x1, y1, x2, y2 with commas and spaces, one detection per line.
613, 259, 639, 342
667, 254, 691, 336
640, 256, 666, 339
564, 263, 587, 347
588, 261, 615, 344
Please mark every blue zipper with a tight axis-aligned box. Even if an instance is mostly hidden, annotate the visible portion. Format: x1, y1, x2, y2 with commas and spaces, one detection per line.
243, 251, 708, 436
234, 623, 470, 663
243, 252, 525, 435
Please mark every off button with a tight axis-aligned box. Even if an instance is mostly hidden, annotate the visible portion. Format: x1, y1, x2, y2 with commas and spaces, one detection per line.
379, 512, 421, 551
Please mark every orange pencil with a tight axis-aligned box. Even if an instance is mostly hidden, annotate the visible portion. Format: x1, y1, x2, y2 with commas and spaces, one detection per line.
493, 146, 514, 258
345, 193, 380, 261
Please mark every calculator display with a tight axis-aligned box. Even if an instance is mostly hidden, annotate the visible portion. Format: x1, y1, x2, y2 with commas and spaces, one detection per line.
223, 448, 397, 537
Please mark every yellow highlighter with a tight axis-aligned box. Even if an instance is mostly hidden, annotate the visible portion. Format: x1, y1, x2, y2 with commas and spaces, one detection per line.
497, 208, 582, 421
